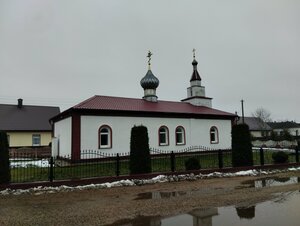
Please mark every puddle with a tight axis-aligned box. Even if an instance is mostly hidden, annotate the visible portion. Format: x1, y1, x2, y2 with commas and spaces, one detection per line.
135, 177, 300, 201
135, 187, 228, 200
237, 176, 300, 189
135, 190, 188, 200
135, 176, 300, 201
110, 191, 300, 226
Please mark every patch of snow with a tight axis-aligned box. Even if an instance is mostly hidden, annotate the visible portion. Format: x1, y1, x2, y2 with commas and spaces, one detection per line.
10, 159, 49, 168
2, 167, 300, 196
235, 170, 258, 176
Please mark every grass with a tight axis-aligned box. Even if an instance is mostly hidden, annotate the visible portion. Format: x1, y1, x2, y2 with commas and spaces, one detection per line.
9, 149, 299, 183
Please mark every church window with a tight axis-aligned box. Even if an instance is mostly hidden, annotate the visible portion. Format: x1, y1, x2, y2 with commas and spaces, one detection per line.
99, 125, 112, 149
175, 126, 185, 145
210, 126, 219, 144
159, 126, 169, 146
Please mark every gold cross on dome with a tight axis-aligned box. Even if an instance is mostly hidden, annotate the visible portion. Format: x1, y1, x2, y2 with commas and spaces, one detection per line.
147, 50, 153, 65
147, 50, 153, 69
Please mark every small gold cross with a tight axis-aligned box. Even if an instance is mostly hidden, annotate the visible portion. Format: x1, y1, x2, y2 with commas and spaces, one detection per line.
147, 50, 153, 65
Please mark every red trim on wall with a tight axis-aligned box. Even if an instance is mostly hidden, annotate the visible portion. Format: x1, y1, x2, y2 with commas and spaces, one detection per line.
98, 125, 113, 149
175, 126, 186, 146
71, 113, 81, 161
51, 122, 54, 138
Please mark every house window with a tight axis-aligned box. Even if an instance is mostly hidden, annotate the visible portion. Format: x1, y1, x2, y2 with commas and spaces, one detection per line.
210, 127, 219, 144
99, 125, 112, 149
32, 134, 41, 146
159, 126, 169, 146
175, 126, 185, 145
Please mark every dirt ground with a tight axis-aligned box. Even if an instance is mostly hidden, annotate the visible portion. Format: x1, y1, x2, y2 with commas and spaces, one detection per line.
1, 171, 300, 226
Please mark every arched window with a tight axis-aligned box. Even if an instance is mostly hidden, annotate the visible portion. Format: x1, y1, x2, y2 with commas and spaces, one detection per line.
99, 125, 112, 149
175, 126, 186, 145
159, 126, 169, 146
210, 126, 219, 144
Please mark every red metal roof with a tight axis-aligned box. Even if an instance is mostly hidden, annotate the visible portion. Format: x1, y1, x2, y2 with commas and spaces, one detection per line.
72, 95, 235, 117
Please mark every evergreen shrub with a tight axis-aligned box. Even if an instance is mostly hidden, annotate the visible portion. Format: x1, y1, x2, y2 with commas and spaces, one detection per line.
185, 157, 201, 171
129, 125, 151, 174
232, 124, 253, 167
272, 151, 288, 164
0, 131, 10, 184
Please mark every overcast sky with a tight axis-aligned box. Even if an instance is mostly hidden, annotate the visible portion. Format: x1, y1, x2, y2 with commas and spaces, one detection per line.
1, 0, 300, 121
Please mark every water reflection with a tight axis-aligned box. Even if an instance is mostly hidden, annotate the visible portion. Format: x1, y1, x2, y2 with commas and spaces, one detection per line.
135, 191, 188, 200
135, 188, 216, 200
240, 176, 300, 189
236, 206, 255, 219
110, 208, 218, 226
110, 191, 300, 226
189, 208, 218, 226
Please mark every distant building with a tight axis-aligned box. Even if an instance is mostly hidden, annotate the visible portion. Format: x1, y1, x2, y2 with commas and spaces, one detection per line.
268, 121, 300, 138
0, 99, 60, 148
51, 52, 236, 160
237, 117, 272, 138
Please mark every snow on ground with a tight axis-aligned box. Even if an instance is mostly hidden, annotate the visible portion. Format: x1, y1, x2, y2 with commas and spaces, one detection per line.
1, 167, 300, 196
10, 159, 49, 168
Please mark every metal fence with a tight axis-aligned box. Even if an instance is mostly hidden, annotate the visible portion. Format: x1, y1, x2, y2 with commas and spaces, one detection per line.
8, 147, 300, 183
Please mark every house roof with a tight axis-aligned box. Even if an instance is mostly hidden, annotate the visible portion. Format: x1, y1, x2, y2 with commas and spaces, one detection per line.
0, 104, 60, 131
237, 117, 272, 131
52, 95, 236, 121
268, 121, 300, 129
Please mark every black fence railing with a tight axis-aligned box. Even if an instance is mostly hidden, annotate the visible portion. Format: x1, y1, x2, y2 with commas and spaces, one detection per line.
8, 147, 300, 184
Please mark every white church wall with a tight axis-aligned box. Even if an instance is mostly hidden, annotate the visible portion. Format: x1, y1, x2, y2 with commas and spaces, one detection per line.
54, 117, 72, 156
80, 115, 231, 155
183, 98, 212, 108
190, 118, 231, 148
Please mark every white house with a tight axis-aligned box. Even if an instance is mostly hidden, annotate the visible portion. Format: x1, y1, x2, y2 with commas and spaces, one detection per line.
237, 117, 272, 138
50, 52, 236, 160
268, 121, 300, 138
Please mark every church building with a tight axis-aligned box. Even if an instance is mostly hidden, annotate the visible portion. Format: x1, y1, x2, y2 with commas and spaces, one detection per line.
50, 51, 236, 160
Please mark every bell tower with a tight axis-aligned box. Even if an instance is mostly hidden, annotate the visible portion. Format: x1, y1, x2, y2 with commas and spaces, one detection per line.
181, 49, 212, 107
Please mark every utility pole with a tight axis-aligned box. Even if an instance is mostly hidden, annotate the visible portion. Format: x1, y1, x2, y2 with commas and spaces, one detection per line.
241, 99, 245, 124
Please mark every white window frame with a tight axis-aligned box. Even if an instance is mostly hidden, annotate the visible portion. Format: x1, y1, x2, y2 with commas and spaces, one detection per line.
175, 126, 185, 145
32, 134, 41, 146
159, 126, 169, 146
99, 125, 112, 149
210, 127, 219, 144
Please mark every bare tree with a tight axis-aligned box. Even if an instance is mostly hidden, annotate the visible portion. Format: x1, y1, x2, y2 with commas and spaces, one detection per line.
252, 108, 272, 137
252, 107, 272, 123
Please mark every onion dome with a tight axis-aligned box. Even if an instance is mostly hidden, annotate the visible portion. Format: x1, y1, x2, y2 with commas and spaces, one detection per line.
190, 56, 201, 82
140, 69, 160, 89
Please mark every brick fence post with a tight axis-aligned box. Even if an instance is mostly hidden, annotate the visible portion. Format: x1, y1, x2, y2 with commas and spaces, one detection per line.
116, 153, 120, 176
49, 157, 54, 182
218, 149, 223, 169
260, 147, 264, 166
170, 151, 175, 172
